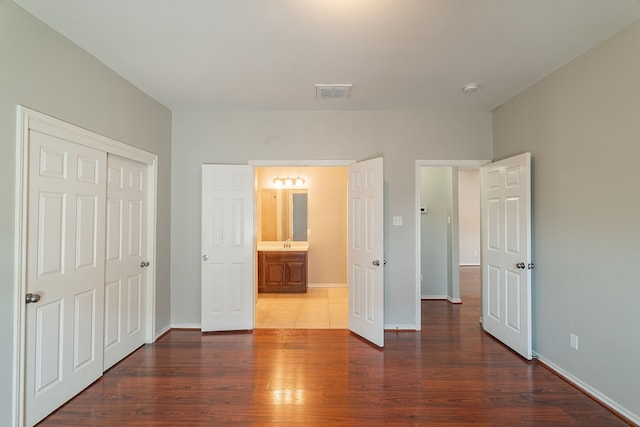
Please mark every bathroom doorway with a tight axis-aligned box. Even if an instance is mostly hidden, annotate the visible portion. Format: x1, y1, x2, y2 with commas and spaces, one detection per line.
254, 165, 349, 329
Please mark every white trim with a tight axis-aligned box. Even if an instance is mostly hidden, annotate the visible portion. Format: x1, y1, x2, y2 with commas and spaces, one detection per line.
12, 106, 29, 427
249, 159, 355, 166
144, 156, 158, 344
447, 297, 462, 304
384, 324, 419, 331
414, 159, 490, 332
154, 325, 172, 340
170, 323, 202, 329
13, 106, 159, 427
421, 295, 448, 300
308, 283, 347, 288
535, 354, 640, 426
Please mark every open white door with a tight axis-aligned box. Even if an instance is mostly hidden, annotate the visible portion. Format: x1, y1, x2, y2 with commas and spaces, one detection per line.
480, 152, 532, 360
201, 164, 255, 331
348, 157, 384, 347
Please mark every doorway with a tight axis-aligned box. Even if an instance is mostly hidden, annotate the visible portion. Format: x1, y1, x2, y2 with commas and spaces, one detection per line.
414, 160, 488, 329
254, 165, 348, 329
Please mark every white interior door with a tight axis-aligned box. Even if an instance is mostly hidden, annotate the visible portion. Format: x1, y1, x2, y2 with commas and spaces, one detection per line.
348, 157, 384, 347
201, 164, 255, 331
103, 155, 148, 370
25, 130, 106, 426
480, 152, 532, 360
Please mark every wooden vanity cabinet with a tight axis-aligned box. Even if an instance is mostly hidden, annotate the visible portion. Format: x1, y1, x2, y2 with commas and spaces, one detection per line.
258, 251, 307, 293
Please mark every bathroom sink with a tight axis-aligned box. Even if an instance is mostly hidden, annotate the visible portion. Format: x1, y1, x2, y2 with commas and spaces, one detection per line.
257, 241, 309, 251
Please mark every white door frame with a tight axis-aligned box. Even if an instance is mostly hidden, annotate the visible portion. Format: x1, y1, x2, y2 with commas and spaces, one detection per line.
13, 106, 158, 427
414, 160, 490, 330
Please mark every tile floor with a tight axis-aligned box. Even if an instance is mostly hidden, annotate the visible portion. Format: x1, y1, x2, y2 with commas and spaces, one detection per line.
256, 287, 348, 329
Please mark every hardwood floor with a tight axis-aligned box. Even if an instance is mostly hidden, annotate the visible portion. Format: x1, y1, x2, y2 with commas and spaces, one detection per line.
40, 267, 629, 426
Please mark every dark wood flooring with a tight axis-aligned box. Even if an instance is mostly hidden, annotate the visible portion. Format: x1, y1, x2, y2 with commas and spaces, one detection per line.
39, 267, 630, 426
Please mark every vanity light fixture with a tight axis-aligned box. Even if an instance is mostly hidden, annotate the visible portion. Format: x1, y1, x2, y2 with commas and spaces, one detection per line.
273, 176, 305, 187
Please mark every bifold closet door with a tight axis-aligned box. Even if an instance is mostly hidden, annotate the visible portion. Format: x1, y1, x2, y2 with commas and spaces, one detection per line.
25, 130, 106, 426
104, 154, 148, 370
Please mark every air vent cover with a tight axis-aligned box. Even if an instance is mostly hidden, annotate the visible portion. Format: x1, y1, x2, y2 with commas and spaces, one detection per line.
315, 84, 352, 99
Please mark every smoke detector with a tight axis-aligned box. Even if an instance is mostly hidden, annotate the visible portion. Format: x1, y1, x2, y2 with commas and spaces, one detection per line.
315, 84, 352, 99
462, 82, 479, 94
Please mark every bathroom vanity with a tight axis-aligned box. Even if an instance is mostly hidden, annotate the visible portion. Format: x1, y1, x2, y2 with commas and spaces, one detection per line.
257, 242, 308, 293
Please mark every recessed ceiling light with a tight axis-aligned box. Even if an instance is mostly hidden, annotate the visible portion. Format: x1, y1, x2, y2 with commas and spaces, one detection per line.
462, 82, 479, 94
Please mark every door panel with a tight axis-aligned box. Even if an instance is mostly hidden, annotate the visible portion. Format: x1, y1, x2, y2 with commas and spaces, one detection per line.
201, 164, 255, 332
26, 131, 106, 426
348, 158, 384, 347
480, 152, 532, 360
103, 155, 147, 370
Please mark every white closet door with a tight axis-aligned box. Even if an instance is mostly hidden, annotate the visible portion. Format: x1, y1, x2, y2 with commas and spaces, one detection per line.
104, 155, 148, 370
25, 130, 106, 426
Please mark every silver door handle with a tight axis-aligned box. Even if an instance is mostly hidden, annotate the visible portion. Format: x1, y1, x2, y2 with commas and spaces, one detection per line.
202, 254, 209, 261
140, 261, 150, 268
372, 260, 380, 266
516, 262, 526, 269
25, 293, 41, 304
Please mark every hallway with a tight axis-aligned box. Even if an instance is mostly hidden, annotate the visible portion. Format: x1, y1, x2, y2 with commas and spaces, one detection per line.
39, 267, 626, 425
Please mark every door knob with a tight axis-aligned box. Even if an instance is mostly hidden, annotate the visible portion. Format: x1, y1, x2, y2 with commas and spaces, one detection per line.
25, 293, 41, 304
516, 262, 526, 269
202, 254, 209, 261
372, 260, 380, 266
140, 261, 150, 268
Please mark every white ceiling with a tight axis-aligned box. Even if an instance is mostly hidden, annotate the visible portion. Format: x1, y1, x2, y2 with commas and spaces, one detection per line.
14, 0, 640, 112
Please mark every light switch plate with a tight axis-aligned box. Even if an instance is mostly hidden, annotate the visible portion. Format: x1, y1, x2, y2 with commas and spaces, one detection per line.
392, 216, 403, 226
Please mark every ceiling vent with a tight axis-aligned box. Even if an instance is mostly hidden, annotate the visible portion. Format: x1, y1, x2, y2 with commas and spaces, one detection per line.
315, 84, 352, 99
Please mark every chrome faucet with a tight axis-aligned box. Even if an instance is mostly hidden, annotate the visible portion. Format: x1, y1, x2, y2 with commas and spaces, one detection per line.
284, 239, 291, 248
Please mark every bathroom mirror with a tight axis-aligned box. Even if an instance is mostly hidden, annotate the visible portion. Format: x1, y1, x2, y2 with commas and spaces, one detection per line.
260, 189, 308, 241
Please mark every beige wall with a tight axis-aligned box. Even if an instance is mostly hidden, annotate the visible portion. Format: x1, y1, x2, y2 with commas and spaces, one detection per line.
0, 2, 172, 423
493, 19, 640, 422
457, 169, 480, 265
256, 166, 348, 285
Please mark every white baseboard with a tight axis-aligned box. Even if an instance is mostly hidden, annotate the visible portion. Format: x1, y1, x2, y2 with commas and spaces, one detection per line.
384, 324, 418, 331
308, 283, 347, 288
534, 353, 639, 426
421, 294, 447, 300
169, 323, 201, 330
154, 325, 172, 341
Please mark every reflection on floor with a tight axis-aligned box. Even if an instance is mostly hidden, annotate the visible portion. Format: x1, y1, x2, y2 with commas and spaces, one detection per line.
256, 287, 348, 329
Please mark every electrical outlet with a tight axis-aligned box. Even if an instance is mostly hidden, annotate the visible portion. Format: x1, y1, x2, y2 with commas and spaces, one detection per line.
392, 216, 403, 226
570, 333, 579, 350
